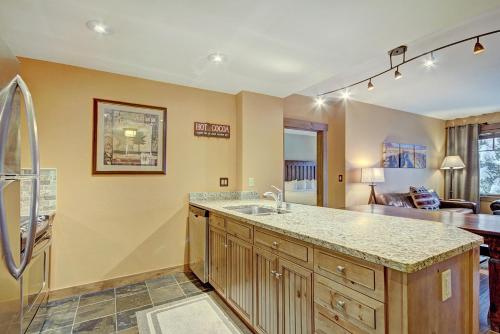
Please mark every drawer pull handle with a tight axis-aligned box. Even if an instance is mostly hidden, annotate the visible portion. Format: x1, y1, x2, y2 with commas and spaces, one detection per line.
271, 270, 282, 279
336, 300, 346, 310
336, 265, 346, 274
272, 241, 280, 248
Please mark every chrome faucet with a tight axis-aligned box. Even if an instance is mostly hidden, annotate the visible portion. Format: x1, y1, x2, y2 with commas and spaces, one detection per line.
263, 185, 283, 210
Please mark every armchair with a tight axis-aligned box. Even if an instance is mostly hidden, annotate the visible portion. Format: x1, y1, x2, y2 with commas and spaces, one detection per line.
491, 200, 500, 215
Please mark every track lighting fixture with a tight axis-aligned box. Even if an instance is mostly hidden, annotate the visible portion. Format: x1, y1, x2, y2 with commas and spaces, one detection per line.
367, 79, 374, 91
341, 90, 351, 100
424, 52, 435, 67
314, 96, 325, 107
313, 29, 499, 99
474, 37, 485, 54
394, 67, 402, 80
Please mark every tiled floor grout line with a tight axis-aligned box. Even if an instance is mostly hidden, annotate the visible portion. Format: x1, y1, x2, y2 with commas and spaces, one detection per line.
114, 287, 118, 333
69, 295, 81, 334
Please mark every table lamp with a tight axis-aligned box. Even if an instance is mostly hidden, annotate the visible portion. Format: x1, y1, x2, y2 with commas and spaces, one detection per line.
361, 168, 385, 204
440, 155, 465, 199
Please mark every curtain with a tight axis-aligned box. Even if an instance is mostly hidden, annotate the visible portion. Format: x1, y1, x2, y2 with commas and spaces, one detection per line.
445, 124, 480, 203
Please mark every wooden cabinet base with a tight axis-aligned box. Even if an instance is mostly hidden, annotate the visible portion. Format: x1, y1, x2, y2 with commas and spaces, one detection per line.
386, 247, 480, 334
202, 208, 480, 334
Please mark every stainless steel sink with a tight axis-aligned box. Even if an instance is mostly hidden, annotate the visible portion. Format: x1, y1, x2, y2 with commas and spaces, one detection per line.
223, 205, 290, 216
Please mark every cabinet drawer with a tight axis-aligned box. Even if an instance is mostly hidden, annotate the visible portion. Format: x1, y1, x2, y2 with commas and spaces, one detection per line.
209, 214, 225, 230
254, 228, 312, 268
314, 248, 384, 302
315, 305, 353, 334
226, 219, 253, 242
314, 275, 385, 334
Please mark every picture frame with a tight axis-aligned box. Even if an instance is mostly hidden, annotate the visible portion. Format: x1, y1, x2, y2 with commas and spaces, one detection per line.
92, 99, 167, 174
414, 145, 427, 168
399, 144, 415, 168
382, 142, 400, 168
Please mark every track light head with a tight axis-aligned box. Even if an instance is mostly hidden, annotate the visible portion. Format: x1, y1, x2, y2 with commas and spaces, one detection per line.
340, 90, 351, 100
394, 67, 402, 80
474, 37, 485, 54
367, 79, 374, 91
424, 52, 436, 67
314, 96, 325, 107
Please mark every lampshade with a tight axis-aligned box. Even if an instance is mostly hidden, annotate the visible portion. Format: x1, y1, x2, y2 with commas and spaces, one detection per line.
440, 155, 465, 170
361, 168, 385, 183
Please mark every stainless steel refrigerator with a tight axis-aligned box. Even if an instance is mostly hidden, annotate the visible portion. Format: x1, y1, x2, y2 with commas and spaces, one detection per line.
0, 38, 40, 333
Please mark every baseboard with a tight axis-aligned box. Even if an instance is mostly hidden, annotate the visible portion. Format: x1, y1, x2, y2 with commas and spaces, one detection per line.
49, 264, 190, 301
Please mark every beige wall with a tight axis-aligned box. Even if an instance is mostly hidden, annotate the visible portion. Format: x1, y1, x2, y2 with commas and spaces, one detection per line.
283, 94, 346, 208
20, 58, 238, 290
345, 101, 446, 206
236, 91, 284, 194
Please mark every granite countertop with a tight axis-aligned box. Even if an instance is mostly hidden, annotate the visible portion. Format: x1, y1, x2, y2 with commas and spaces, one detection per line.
189, 199, 484, 273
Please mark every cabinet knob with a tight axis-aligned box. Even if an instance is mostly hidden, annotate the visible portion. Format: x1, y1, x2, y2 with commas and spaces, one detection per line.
336, 265, 346, 274
272, 241, 280, 248
336, 300, 346, 310
224, 244, 228, 248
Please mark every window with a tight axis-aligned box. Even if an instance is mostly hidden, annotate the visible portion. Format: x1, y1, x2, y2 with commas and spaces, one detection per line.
479, 125, 500, 196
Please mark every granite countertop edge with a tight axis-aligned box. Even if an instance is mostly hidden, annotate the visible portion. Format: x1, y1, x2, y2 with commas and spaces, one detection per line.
190, 199, 484, 273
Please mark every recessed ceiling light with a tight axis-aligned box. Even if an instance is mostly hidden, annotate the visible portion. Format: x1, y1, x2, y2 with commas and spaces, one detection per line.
86, 20, 112, 35
208, 53, 226, 64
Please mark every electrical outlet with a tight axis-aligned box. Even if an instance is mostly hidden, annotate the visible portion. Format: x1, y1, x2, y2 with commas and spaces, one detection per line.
248, 177, 255, 187
441, 269, 452, 301
220, 177, 229, 187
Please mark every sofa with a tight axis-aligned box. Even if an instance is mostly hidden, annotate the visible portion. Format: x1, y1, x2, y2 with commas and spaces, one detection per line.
375, 192, 479, 214
492, 200, 500, 215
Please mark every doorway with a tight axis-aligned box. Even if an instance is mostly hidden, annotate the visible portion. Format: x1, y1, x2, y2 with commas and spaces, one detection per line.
283, 118, 328, 206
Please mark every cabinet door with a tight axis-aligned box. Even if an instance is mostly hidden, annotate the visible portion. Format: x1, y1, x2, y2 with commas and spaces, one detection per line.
253, 247, 279, 334
209, 226, 227, 296
226, 235, 253, 323
277, 258, 313, 334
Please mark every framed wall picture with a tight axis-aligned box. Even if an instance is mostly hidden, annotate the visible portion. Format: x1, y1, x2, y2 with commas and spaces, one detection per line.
399, 144, 415, 168
92, 99, 167, 174
414, 145, 427, 168
382, 142, 400, 168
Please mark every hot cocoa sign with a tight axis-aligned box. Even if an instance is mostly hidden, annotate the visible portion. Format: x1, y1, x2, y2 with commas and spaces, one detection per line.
194, 122, 230, 138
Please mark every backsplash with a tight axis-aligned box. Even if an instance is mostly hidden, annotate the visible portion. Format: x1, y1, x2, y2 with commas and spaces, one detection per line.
189, 191, 260, 201
21, 168, 57, 217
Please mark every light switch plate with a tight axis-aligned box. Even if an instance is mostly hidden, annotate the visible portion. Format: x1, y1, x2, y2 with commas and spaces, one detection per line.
248, 177, 255, 187
441, 269, 452, 301
220, 177, 229, 187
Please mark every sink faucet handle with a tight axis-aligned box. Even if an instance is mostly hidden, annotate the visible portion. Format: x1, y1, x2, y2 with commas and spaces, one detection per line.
271, 185, 282, 193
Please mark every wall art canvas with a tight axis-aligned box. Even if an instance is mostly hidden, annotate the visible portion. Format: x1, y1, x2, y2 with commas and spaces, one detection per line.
414, 145, 427, 168
382, 142, 400, 168
92, 99, 167, 174
399, 144, 415, 168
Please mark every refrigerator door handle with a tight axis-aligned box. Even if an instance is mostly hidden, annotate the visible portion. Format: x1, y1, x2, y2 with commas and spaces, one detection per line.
0, 75, 40, 279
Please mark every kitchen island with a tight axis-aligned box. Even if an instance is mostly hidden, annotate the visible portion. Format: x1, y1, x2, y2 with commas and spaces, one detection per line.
189, 198, 483, 334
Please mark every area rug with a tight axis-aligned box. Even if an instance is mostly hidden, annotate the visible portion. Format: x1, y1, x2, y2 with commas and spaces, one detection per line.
136, 292, 251, 334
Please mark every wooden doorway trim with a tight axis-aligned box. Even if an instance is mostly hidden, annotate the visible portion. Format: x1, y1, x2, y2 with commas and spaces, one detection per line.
283, 118, 328, 207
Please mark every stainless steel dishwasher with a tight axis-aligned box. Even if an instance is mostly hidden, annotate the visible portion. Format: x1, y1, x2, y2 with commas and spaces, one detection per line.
188, 206, 209, 283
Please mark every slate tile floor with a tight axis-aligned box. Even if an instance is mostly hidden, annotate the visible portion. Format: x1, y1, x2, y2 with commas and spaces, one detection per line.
28, 272, 211, 334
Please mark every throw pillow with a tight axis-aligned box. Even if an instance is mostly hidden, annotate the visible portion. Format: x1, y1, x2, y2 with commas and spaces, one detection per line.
409, 186, 440, 210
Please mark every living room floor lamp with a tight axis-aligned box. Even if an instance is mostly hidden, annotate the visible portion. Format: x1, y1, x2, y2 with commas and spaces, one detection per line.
440, 155, 466, 199
361, 168, 385, 204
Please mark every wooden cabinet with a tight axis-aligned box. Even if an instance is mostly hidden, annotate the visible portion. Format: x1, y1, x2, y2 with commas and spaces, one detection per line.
209, 226, 227, 296
254, 247, 279, 334
277, 258, 313, 334
203, 209, 479, 334
226, 234, 253, 323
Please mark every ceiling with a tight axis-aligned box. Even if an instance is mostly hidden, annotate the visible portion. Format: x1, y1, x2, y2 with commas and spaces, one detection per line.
300, 9, 500, 119
0, 0, 499, 118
